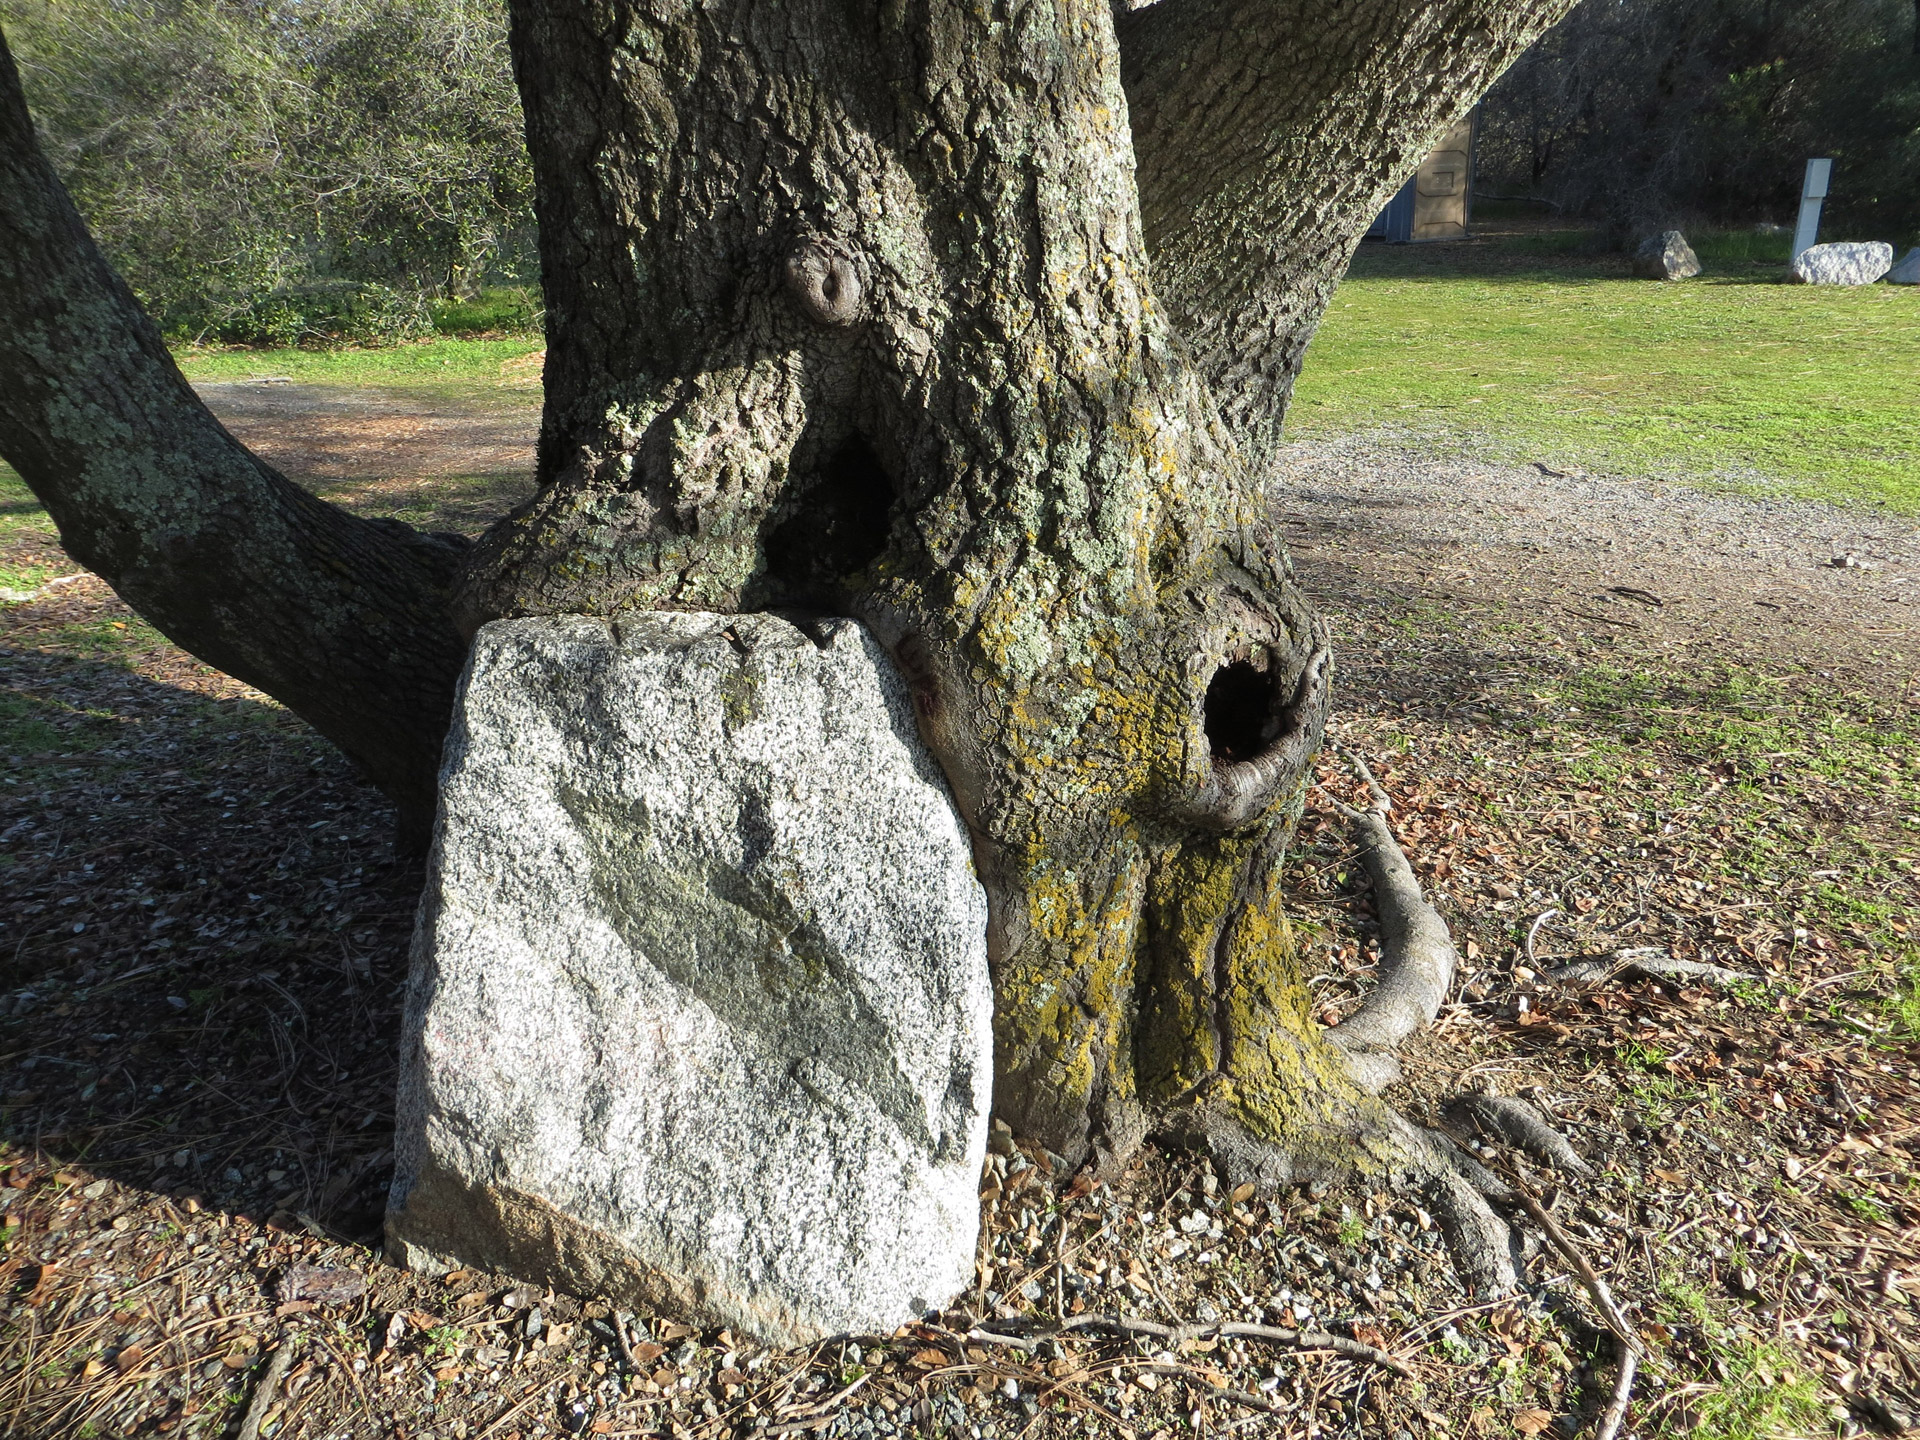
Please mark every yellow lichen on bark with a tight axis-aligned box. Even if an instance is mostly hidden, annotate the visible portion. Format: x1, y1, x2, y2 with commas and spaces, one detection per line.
991, 842, 1149, 1125
1215, 824, 1370, 1145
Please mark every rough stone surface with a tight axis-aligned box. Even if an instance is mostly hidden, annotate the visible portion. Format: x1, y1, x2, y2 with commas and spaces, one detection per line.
1890, 247, 1920, 285
387, 612, 993, 1346
1632, 229, 1701, 281
1790, 241, 1893, 286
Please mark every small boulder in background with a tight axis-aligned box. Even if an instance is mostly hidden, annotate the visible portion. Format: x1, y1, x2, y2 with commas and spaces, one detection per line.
387, 612, 993, 1346
1888, 247, 1920, 285
1790, 241, 1893, 285
1632, 230, 1702, 281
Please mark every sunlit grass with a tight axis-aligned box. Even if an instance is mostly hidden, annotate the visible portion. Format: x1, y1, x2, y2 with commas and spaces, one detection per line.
174, 333, 544, 392
1649, 1277, 1828, 1440
1292, 236, 1920, 510
0, 462, 49, 539
6, 235, 1920, 517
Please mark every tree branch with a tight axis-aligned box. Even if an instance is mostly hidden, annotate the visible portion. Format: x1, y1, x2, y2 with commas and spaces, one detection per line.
0, 27, 472, 838
1118, 0, 1578, 460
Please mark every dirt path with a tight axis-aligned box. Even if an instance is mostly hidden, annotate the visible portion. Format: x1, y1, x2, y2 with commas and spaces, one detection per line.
1273, 434, 1917, 688
194, 379, 539, 534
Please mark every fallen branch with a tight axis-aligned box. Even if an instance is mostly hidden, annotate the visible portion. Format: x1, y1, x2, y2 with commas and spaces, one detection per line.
1504, 1177, 1645, 1361
1125, 1366, 1292, 1418
235, 1340, 297, 1440
775, 1373, 869, 1419
1608, 586, 1664, 607
761, 1419, 834, 1438
1595, 1346, 1638, 1440
611, 1311, 641, 1374
965, 1311, 1411, 1377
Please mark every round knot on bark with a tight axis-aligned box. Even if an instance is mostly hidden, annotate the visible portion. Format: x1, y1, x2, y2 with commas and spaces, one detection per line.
785, 239, 864, 326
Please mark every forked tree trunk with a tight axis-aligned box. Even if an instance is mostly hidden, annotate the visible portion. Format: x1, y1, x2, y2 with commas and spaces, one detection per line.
458, 0, 1354, 1172
0, 0, 1574, 1179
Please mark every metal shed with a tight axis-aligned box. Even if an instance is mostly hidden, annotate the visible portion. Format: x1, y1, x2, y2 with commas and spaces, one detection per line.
1367, 113, 1476, 243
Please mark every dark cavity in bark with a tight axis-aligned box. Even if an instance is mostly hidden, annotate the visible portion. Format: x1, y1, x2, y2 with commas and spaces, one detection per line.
754, 433, 897, 611
1204, 658, 1282, 765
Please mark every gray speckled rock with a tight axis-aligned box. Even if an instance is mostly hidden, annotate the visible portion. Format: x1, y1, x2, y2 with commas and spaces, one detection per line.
1632, 230, 1701, 281
387, 612, 992, 1345
1790, 241, 1893, 285
1889, 248, 1920, 285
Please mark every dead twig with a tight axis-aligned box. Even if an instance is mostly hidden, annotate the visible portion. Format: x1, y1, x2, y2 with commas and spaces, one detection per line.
1608, 585, 1664, 607
1053, 1214, 1067, 1322
966, 1311, 1411, 1377
1504, 1176, 1645, 1360
1595, 1345, 1638, 1440
778, 1372, 869, 1418
478, 1381, 546, 1439
235, 1339, 297, 1440
611, 1311, 641, 1374
1524, 909, 1562, 968
1128, 1366, 1294, 1418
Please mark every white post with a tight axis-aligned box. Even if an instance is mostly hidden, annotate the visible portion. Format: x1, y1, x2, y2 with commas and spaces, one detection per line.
1792, 158, 1832, 259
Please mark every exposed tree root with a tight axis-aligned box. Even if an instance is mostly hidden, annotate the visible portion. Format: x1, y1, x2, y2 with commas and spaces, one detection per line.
1161, 744, 1683, 1331
1162, 743, 1534, 1297
1448, 1093, 1594, 1177
1176, 1102, 1521, 1298
1320, 746, 1459, 1094
1424, 1168, 1520, 1297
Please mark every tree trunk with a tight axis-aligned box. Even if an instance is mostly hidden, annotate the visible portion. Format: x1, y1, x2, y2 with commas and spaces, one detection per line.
0, 0, 1574, 1178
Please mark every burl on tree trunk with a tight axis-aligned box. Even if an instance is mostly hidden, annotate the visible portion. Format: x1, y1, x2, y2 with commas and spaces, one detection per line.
0, 0, 1574, 1184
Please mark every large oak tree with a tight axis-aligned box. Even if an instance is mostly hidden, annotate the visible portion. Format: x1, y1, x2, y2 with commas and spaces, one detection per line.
0, 0, 1575, 1211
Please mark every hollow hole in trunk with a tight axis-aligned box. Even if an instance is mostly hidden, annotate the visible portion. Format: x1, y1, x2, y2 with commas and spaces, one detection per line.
1204, 659, 1278, 765
759, 432, 894, 608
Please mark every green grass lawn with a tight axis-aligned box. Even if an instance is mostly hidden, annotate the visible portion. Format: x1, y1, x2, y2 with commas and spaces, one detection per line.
1290, 226, 1920, 510
176, 332, 544, 392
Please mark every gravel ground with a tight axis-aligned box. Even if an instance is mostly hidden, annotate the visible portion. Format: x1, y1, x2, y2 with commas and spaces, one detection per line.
1273, 432, 1917, 682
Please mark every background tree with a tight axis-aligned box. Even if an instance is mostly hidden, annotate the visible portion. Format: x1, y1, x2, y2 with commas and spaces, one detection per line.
1477, 0, 1920, 241
0, 0, 1577, 1237
3, 0, 535, 342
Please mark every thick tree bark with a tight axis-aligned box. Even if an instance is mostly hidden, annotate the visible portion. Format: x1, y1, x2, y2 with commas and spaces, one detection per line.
1119, 0, 1579, 461
1, 0, 1575, 1179
0, 31, 470, 838
454, 0, 1368, 1171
